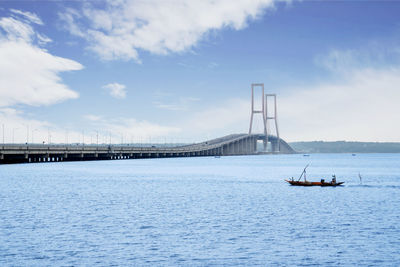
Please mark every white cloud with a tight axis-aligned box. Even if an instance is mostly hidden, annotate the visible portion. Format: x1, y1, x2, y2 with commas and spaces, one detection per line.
10, 9, 43, 25
0, 41, 82, 107
59, 8, 85, 38
315, 46, 400, 74
37, 33, 52, 45
277, 46, 400, 142
60, 0, 284, 61
0, 108, 83, 144
0, 10, 83, 107
279, 67, 400, 142
0, 108, 179, 144
0, 17, 35, 42
0, 108, 47, 143
103, 83, 127, 99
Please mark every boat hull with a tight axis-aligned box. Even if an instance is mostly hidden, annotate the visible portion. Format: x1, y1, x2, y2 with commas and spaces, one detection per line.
285, 180, 344, 187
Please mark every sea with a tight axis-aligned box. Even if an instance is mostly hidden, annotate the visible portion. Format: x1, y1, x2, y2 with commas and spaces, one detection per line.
1, 153, 399, 266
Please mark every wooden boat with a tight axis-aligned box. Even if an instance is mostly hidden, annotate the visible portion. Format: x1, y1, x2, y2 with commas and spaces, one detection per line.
285, 179, 344, 186
285, 164, 344, 187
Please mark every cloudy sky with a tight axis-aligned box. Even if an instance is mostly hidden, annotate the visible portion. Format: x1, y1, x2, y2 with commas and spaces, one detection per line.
0, 0, 399, 144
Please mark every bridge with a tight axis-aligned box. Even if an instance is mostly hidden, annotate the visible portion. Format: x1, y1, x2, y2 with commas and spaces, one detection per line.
0, 134, 294, 164
0, 84, 295, 164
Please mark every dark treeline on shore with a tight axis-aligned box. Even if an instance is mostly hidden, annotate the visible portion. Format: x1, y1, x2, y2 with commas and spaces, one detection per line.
289, 141, 400, 153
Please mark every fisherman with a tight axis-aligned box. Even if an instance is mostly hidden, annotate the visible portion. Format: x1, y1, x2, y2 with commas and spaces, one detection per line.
332, 175, 336, 184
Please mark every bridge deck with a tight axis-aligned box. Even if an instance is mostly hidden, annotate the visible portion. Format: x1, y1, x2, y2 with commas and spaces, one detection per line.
0, 134, 294, 164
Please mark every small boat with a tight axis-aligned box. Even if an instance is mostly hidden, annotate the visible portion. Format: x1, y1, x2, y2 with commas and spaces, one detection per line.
285, 164, 344, 187
285, 179, 344, 186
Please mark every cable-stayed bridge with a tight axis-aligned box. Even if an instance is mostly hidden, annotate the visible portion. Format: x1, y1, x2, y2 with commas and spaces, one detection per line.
0, 84, 295, 164
0, 134, 294, 164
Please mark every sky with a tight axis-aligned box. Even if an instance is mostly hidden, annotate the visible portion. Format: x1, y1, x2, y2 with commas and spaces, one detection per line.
0, 0, 400, 144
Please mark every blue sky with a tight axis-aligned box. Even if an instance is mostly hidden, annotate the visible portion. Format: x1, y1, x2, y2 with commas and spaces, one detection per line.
1, 0, 400, 144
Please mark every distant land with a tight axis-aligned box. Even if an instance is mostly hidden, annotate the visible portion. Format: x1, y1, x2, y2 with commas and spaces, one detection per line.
289, 141, 400, 153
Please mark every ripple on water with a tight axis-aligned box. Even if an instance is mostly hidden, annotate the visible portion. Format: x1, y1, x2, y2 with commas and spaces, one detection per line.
0, 154, 400, 265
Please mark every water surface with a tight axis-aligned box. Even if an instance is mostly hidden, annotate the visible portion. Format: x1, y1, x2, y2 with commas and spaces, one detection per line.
1, 154, 399, 266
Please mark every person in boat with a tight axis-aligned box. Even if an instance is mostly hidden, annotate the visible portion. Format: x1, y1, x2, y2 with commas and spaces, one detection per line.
331, 175, 336, 184
321, 179, 325, 184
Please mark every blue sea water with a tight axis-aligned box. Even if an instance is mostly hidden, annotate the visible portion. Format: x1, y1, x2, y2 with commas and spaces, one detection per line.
0, 153, 399, 266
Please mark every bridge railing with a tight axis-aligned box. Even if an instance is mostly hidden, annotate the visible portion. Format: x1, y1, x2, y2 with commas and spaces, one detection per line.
0, 134, 260, 153
0, 133, 294, 164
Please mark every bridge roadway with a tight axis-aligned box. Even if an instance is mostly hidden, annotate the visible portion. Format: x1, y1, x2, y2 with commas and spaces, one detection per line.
0, 134, 295, 164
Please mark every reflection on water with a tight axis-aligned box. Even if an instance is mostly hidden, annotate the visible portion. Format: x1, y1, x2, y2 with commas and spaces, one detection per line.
1, 153, 400, 265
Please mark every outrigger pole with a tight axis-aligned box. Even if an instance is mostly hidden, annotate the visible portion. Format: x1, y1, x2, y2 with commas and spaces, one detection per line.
298, 164, 310, 181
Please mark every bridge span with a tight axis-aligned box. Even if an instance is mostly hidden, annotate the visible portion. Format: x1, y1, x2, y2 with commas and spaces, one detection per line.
0, 134, 295, 164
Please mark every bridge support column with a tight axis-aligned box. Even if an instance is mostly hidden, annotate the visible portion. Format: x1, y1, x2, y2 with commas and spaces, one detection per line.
271, 141, 277, 153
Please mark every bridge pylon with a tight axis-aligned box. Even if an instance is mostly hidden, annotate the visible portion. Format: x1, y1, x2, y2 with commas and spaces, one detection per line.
265, 94, 280, 152
249, 83, 268, 150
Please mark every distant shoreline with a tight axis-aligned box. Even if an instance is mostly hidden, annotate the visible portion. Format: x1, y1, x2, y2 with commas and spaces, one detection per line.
289, 141, 400, 153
